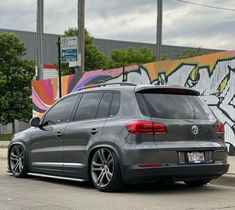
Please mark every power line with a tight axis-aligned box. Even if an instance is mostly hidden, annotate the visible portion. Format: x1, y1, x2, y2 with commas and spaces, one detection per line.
175, 0, 235, 12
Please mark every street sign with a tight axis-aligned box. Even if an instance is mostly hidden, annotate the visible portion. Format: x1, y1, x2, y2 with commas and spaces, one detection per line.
61, 49, 77, 62
60, 36, 80, 64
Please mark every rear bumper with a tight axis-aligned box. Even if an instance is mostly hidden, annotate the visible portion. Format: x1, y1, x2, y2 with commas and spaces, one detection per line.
123, 163, 229, 184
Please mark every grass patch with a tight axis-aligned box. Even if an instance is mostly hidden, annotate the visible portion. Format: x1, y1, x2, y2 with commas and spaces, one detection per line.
0, 134, 12, 141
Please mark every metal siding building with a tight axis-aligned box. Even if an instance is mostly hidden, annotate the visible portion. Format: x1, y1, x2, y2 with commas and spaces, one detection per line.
0, 28, 222, 65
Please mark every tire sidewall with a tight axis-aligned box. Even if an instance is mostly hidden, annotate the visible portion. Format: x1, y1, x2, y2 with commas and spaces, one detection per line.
90, 148, 122, 192
10, 145, 28, 178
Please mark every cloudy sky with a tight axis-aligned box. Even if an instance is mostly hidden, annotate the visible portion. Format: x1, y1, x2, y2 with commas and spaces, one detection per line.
1, 0, 235, 50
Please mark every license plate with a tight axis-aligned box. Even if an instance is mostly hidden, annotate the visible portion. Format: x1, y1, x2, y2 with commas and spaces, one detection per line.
187, 152, 205, 164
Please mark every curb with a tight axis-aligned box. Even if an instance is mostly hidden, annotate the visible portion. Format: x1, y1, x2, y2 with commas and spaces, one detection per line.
0, 141, 9, 148
0, 145, 8, 148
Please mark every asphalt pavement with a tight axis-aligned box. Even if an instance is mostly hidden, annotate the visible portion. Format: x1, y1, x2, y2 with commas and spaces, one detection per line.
1, 147, 235, 210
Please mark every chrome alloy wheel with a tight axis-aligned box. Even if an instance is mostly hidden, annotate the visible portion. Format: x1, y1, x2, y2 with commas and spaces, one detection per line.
91, 148, 114, 188
10, 145, 25, 176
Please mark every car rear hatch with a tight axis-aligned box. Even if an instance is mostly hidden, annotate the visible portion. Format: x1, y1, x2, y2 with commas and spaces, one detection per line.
135, 86, 221, 150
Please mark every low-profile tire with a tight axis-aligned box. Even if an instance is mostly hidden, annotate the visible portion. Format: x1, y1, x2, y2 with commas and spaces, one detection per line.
90, 148, 124, 192
184, 179, 211, 187
9, 144, 28, 178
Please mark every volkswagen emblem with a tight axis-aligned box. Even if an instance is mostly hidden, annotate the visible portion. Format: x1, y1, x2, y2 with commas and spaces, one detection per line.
192, 125, 199, 135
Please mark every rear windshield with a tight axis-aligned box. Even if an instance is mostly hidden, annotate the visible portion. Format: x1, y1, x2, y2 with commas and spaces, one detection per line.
136, 93, 215, 119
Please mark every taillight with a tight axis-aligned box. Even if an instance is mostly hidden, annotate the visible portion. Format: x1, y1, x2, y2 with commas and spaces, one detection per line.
126, 121, 167, 134
215, 121, 224, 135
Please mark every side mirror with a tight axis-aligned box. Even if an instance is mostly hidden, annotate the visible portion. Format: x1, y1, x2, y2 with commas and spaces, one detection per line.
30, 117, 41, 127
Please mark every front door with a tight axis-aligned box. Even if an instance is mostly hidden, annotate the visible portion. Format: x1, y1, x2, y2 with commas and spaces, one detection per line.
30, 123, 66, 175
30, 94, 79, 175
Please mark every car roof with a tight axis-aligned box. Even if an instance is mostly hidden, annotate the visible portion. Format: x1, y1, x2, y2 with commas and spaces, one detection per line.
65, 83, 200, 98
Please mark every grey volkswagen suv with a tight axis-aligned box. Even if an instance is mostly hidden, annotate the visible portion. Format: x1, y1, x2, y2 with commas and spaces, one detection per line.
8, 83, 229, 192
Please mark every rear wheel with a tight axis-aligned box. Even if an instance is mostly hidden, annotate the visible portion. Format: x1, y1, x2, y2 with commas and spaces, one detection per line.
90, 148, 124, 192
9, 145, 28, 178
184, 179, 211, 187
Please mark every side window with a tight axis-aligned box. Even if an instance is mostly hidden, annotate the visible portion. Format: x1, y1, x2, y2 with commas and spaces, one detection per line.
96, 92, 113, 118
110, 92, 120, 117
43, 94, 79, 125
74, 92, 103, 121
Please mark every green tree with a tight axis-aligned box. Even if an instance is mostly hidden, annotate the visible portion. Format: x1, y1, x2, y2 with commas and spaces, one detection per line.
105, 48, 155, 69
0, 32, 34, 133
61, 28, 106, 75
174, 48, 203, 60
161, 53, 169, 61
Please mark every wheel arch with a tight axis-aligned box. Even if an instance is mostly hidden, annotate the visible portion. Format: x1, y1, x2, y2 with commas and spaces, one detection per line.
8, 142, 30, 172
87, 143, 127, 182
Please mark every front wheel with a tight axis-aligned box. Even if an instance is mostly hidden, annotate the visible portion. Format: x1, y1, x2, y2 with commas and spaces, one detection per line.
9, 144, 28, 178
184, 179, 211, 187
90, 148, 124, 192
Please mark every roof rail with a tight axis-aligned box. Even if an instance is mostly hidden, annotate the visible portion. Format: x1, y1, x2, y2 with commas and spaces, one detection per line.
78, 82, 136, 91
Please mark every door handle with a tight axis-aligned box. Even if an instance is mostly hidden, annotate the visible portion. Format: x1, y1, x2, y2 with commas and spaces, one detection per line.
90, 128, 98, 135
56, 130, 63, 137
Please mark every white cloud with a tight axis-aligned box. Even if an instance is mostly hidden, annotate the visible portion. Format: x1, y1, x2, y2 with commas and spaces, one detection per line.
0, 0, 235, 50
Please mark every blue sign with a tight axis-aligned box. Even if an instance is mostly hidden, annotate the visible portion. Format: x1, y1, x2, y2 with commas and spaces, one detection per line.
60, 36, 79, 64
61, 49, 77, 62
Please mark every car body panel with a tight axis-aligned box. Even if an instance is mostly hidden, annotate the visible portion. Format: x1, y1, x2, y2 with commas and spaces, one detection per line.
62, 118, 106, 178
29, 123, 66, 175
8, 84, 229, 186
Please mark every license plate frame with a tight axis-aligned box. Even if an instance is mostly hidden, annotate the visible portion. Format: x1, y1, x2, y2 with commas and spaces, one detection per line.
187, 152, 205, 164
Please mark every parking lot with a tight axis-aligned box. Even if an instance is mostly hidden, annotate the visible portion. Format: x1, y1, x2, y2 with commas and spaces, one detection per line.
0, 148, 235, 210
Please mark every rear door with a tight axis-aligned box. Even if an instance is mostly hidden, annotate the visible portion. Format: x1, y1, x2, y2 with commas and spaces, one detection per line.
62, 91, 113, 178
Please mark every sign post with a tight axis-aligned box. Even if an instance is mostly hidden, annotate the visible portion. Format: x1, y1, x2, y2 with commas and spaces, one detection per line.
58, 36, 80, 98
58, 36, 62, 98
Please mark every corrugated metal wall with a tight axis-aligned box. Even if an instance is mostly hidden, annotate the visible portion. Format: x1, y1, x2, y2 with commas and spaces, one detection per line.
0, 28, 222, 64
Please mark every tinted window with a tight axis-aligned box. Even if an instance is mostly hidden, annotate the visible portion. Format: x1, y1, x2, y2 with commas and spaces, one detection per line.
43, 94, 79, 125
96, 92, 113, 118
110, 92, 120, 116
136, 93, 214, 119
189, 96, 215, 119
74, 92, 103, 121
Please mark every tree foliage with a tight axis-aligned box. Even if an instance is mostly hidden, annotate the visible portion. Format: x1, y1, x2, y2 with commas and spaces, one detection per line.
61, 28, 203, 74
174, 48, 203, 60
61, 28, 106, 75
161, 53, 169, 61
62, 28, 156, 74
0, 32, 34, 132
105, 48, 155, 69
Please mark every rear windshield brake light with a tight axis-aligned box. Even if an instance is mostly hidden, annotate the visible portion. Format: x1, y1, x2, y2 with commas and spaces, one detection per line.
136, 88, 200, 96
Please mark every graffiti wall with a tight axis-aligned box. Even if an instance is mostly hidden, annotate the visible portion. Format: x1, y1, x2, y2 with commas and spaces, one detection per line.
32, 51, 235, 151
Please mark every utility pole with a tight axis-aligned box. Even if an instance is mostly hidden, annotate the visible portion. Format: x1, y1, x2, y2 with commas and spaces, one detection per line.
156, 0, 163, 61
36, 0, 44, 80
77, 0, 85, 73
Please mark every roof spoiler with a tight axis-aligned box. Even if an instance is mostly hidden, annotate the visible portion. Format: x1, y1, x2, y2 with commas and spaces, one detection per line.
135, 86, 200, 96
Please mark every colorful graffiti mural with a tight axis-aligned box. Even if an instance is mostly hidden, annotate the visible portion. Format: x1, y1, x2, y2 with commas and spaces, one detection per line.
32, 51, 235, 152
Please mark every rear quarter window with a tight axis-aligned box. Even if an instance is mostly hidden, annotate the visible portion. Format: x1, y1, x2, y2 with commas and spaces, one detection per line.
110, 92, 120, 117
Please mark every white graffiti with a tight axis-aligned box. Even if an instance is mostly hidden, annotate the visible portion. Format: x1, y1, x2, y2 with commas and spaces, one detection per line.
107, 59, 235, 152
